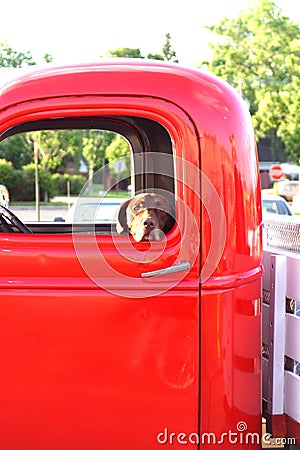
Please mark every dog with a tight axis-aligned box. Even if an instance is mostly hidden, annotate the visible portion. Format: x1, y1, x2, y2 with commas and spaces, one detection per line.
116, 193, 175, 242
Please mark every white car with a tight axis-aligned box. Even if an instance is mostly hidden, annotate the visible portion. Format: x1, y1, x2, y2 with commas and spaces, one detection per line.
65, 197, 125, 223
277, 179, 299, 202
262, 193, 293, 216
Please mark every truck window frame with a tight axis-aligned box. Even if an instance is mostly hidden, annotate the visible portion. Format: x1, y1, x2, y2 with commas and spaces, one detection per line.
0, 115, 176, 235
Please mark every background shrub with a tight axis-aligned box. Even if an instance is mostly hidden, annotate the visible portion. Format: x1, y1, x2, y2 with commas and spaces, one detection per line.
51, 173, 86, 197
0, 159, 17, 198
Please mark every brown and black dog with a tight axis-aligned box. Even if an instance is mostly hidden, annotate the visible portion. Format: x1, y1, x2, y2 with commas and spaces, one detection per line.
116, 193, 175, 242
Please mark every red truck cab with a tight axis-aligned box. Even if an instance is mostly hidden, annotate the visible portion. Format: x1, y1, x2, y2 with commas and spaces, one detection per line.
0, 61, 262, 449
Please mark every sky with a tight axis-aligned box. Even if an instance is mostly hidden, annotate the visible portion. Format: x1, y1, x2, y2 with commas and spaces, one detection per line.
1, 0, 300, 68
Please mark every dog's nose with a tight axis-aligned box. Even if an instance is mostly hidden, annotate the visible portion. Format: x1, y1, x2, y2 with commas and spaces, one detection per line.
143, 218, 156, 229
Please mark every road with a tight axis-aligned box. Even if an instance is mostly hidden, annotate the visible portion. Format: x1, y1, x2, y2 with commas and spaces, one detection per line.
11, 206, 69, 222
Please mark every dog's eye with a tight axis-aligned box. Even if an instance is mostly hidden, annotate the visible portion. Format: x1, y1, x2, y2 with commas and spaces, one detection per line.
133, 205, 141, 212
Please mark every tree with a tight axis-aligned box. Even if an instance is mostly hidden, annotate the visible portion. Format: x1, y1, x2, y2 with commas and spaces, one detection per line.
161, 33, 178, 62
105, 134, 131, 179
107, 48, 143, 59
203, 0, 300, 160
106, 33, 179, 62
43, 53, 53, 63
275, 38, 300, 161
0, 159, 16, 192
51, 173, 86, 197
0, 40, 36, 68
105, 134, 130, 162
29, 130, 84, 172
0, 134, 33, 169
147, 53, 164, 61
147, 33, 178, 62
21, 163, 54, 202
82, 130, 115, 191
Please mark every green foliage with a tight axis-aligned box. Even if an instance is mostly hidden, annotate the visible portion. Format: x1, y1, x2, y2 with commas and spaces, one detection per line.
106, 134, 129, 162
107, 48, 143, 58
0, 159, 17, 191
20, 164, 54, 202
0, 159, 28, 202
203, 0, 300, 160
19, 164, 36, 201
0, 40, 36, 68
106, 33, 179, 62
51, 173, 86, 196
0, 157, 86, 201
82, 130, 115, 179
0, 134, 33, 169
161, 33, 178, 62
276, 39, 300, 161
35, 130, 84, 172
147, 54, 164, 61
105, 134, 131, 179
43, 53, 53, 63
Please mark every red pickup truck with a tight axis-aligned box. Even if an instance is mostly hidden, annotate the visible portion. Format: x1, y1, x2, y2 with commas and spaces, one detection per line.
0, 61, 262, 449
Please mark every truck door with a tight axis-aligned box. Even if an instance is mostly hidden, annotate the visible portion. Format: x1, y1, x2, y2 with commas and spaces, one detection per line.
0, 101, 203, 450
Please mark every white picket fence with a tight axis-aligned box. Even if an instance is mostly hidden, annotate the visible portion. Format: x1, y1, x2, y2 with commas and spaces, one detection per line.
262, 246, 300, 426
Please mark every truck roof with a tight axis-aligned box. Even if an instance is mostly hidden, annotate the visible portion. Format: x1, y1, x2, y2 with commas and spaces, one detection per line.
0, 60, 239, 118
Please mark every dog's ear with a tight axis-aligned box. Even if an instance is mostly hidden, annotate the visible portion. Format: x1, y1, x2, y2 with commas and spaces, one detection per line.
116, 199, 130, 234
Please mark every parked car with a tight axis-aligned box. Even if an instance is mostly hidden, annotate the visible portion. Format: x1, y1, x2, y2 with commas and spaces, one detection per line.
64, 197, 125, 223
277, 179, 299, 202
262, 193, 293, 216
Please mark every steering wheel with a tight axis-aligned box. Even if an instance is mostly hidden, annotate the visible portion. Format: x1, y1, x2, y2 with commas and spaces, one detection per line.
0, 205, 32, 234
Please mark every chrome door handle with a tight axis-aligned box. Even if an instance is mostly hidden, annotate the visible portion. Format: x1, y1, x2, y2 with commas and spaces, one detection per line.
141, 261, 191, 278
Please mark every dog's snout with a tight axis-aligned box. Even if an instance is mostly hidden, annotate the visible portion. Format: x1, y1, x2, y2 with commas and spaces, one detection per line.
143, 218, 156, 229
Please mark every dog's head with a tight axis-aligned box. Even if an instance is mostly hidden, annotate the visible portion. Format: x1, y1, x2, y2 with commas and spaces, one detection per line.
116, 193, 175, 242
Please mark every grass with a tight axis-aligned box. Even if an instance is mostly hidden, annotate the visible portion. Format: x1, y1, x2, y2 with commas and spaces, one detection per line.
10, 189, 129, 206
84, 191, 129, 198
10, 201, 67, 206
